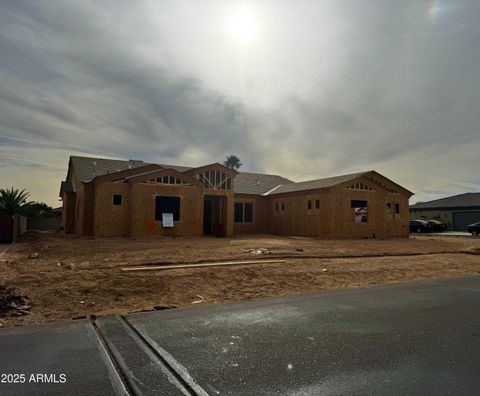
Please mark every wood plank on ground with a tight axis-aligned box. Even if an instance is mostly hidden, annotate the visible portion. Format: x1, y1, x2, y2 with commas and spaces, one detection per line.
121, 259, 287, 272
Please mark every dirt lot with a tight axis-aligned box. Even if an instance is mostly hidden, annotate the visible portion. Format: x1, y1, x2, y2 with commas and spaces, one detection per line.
1, 232, 480, 328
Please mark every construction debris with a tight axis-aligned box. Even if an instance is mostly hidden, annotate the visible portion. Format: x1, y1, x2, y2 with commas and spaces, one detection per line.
79, 261, 91, 269
241, 248, 272, 255
192, 295, 204, 304
0, 284, 32, 317
121, 259, 287, 272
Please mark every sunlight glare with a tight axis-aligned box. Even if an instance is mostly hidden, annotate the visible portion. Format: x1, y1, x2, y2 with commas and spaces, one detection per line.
228, 5, 259, 45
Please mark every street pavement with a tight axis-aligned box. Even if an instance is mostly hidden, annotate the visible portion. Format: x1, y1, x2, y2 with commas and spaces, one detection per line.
1, 275, 479, 395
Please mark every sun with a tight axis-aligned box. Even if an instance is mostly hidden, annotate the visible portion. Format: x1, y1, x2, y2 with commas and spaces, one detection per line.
228, 5, 259, 45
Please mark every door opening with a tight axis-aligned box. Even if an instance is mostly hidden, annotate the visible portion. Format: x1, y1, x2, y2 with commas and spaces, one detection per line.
203, 195, 226, 237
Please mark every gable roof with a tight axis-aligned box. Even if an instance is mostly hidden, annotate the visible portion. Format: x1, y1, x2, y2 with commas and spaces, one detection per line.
70, 156, 150, 182
123, 167, 203, 187
411, 192, 480, 209
68, 156, 292, 194
67, 156, 412, 197
158, 164, 193, 173
185, 162, 238, 177
268, 171, 370, 195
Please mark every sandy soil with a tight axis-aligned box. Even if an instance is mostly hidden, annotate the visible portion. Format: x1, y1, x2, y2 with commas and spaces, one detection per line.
1, 232, 480, 328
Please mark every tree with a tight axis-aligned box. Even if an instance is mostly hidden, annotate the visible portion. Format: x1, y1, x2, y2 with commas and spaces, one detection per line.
0, 188, 31, 216
223, 155, 242, 170
21, 202, 56, 218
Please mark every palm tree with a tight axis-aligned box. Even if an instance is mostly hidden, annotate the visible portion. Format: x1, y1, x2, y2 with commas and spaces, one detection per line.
223, 155, 242, 170
0, 188, 31, 216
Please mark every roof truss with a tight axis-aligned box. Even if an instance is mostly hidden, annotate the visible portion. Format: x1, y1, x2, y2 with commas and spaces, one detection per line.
124, 168, 203, 187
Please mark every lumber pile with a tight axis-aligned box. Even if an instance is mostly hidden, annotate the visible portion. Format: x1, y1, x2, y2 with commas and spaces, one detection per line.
0, 284, 32, 317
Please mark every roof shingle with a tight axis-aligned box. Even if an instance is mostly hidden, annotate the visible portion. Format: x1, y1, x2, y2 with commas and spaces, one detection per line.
411, 193, 480, 209
233, 172, 294, 195
68, 156, 393, 196
71, 156, 150, 182
268, 171, 370, 195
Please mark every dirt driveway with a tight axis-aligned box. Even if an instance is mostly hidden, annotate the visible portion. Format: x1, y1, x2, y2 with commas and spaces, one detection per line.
1, 232, 480, 328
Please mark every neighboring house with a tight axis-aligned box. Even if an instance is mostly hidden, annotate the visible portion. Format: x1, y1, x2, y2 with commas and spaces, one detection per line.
410, 193, 480, 231
59, 156, 413, 238
53, 207, 63, 217
27, 207, 63, 231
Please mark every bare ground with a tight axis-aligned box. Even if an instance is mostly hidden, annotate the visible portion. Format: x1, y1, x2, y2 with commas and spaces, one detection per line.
1, 232, 480, 328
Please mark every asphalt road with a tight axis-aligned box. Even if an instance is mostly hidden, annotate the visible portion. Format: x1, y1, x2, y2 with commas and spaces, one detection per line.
1, 275, 479, 395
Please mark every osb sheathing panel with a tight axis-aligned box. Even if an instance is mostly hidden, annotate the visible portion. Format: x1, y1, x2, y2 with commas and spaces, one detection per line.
74, 183, 84, 236
61, 196, 66, 229
330, 175, 409, 238
61, 192, 76, 234
94, 182, 130, 237
130, 183, 204, 237
226, 196, 234, 236
265, 191, 333, 237
82, 183, 95, 235
233, 194, 268, 234
328, 176, 409, 238
262, 174, 410, 238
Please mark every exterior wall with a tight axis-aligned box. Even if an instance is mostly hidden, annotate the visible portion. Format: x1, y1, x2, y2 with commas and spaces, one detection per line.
61, 192, 76, 233
129, 183, 204, 237
233, 194, 268, 234
265, 191, 332, 237
94, 182, 131, 237
61, 169, 86, 236
261, 175, 410, 238
93, 182, 204, 237
328, 188, 408, 238
74, 183, 85, 235
82, 183, 95, 235
80, 170, 235, 237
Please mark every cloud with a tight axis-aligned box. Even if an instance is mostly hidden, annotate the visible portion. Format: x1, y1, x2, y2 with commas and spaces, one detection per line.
0, 0, 479, 206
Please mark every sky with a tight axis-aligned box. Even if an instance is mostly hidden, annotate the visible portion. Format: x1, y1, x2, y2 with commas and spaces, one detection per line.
0, 0, 479, 207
